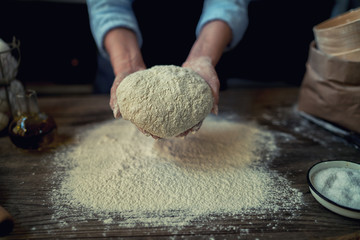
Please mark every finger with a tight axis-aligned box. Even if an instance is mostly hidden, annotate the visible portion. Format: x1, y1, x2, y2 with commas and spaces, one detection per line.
205, 74, 220, 115
110, 85, 121, 118
176, 121, 203, 138
182, 59, 220, 115
136, 126, 161, 140
110, 67, 147, 117
113, 104, 121, 118
190, 121, 203, 133
109, 74, 124, 110
198, 68, 219, 115
110, 73, 130, 118
176, 129, 191, 138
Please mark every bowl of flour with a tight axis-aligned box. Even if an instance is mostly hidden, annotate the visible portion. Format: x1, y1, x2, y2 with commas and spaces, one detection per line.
116, 65, 213, 138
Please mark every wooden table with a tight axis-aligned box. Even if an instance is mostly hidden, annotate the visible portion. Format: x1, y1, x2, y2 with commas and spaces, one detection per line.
0, 87, 359, 239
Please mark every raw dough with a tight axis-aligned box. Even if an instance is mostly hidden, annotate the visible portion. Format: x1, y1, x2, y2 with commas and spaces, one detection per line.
116, 65, 213, 138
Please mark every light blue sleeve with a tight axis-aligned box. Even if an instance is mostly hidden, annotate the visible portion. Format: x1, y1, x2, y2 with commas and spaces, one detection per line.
86, 0, 142, 58
196, 0, 251, 50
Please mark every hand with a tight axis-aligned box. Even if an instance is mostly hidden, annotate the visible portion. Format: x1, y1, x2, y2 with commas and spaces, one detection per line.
178, 20, 229, 138
110, 68, 164, 140
176, 121, 203, 138
182, 56, 220, 115
172, 57, 219, 138
104, 27, 146, 118
111, 65, 205, 140
109, 72, 127, 119
109, 67, 145, 119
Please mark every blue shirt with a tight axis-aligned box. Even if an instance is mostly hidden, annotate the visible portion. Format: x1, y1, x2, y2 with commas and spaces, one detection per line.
87, 0, 250, 58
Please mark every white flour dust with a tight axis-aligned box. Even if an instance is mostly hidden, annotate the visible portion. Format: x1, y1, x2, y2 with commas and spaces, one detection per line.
51, 116, 303, 228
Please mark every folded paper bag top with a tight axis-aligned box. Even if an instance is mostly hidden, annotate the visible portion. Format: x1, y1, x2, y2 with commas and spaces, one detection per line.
297, 41, 360, 134
313, 7, 360, 55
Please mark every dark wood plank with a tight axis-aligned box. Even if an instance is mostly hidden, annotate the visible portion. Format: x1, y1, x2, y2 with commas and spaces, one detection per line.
1, 88, 359, 239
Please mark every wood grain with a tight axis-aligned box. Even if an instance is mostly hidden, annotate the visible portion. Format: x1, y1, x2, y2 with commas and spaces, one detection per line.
0, 88, 359, 239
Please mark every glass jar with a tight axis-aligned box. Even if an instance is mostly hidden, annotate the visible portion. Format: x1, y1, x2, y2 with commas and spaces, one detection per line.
8, 89, 57, 149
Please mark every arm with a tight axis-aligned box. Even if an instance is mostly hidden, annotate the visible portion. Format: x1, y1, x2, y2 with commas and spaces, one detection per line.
185, 20, 232, 68
86, 0, 142, 58
183, 20, 232, 115
196, 0, 251, 50
86, 0, 145, 117
183, 0, 250, 114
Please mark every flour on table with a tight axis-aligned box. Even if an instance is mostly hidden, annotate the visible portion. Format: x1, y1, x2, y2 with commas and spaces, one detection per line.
51, 116, 303, 228
116, 65, 213, 138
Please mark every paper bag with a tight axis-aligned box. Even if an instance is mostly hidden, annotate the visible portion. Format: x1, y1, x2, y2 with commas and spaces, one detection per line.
297, 41, 360, 133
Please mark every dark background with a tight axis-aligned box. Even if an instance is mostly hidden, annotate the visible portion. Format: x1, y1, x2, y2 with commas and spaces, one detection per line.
0, 0, 335, 92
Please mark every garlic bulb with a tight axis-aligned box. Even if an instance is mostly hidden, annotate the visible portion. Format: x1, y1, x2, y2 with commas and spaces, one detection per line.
0, 38, 18, 83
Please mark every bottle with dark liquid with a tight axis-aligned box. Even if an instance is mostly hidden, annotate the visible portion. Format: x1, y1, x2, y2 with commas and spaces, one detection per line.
8, 89, 56, 149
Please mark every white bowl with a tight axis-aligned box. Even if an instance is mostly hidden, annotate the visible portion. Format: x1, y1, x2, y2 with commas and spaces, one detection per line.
307, 160, 360, 219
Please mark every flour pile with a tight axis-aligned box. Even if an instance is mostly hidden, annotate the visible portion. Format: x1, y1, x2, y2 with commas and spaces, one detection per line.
51, 116, 303, 227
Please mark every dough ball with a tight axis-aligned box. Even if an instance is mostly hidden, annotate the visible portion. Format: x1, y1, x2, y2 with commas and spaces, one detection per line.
116, 65, 213, 138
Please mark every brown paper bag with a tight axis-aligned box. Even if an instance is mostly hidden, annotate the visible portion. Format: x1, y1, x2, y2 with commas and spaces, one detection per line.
298, 41, 360, 133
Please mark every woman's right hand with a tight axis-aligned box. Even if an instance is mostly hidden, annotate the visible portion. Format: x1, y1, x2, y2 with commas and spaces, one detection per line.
104, 27, 146, 118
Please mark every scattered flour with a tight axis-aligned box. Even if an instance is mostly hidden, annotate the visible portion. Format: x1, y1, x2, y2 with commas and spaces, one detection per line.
313, 167, 360, 209
51, 115, 303, 228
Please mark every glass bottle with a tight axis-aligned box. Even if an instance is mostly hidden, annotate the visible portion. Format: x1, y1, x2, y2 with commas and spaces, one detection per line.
8, 89, 57, 149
